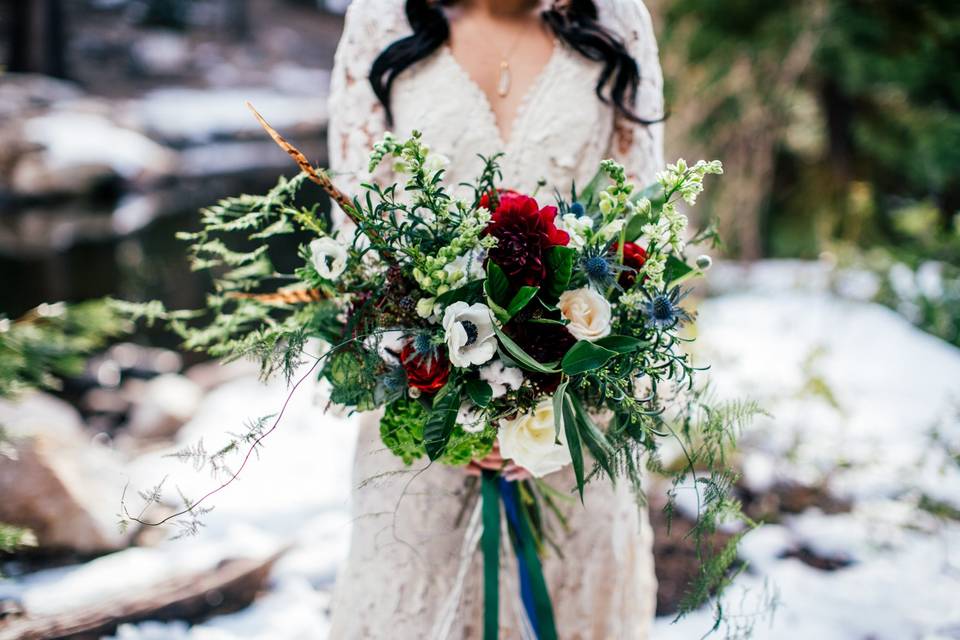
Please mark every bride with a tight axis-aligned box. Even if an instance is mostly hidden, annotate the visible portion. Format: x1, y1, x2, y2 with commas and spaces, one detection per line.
326, 0, 664, 636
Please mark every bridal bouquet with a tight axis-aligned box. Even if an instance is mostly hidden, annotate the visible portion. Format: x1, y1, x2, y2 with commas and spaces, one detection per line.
120, 106, 753, 637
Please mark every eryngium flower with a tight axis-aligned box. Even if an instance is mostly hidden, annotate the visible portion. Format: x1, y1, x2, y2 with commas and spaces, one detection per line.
639, 286, 693, 330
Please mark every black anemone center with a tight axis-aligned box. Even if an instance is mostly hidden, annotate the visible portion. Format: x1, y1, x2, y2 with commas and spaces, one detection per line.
461, 320, 479, 346
651, 295, 674, 320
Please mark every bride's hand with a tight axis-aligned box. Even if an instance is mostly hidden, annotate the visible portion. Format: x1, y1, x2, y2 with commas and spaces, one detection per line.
466, 442, 531, 482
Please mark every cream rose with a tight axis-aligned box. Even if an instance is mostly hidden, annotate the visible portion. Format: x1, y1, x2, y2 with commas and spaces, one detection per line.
558, 287, 612, 342
498, 400, 571, 477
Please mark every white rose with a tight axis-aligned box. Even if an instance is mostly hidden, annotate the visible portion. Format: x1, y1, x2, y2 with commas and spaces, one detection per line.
442, 302, 497, 368
479, 360, 524, 398
498, 400, 571, 477
557, 287, 612, 342
309, 236, 348, 280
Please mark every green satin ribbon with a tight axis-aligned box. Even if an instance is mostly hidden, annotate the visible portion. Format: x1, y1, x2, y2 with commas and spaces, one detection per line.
481, 471, 501, 640
480, 473, 558, 640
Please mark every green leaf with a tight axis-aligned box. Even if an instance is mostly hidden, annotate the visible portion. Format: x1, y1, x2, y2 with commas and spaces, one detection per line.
594, 335, 649, 354
570, 395, 616, 481
423, 382, 461, 460
560, 341, 618, 375
544, 246, 576, 299
528, 317, 568, 326
562, 393, 585, 502
486, 295, 511, 325
664, 255, 694, 285
464, 379, 493, 408
552, 379, 569, 444
435, 279, 484, 306
491, 319, 560, 374
485, 262, 510, 306
505, 286, 539, 319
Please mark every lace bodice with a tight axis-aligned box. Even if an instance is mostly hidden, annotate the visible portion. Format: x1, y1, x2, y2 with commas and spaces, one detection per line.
326, 3, 662, 638
327, 0, 664, 205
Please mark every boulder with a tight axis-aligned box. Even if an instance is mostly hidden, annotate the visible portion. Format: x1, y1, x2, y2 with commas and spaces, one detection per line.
0, 392, 129, 553
9, 110, 177, 197
125, 374, 203, 441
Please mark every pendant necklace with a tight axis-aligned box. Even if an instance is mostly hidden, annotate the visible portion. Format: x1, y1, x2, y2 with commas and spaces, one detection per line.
496, 27, 526, 98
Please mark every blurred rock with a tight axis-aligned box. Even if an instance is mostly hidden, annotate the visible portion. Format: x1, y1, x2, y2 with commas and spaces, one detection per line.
0, 392, 129, 553
130, 31, 191, 77
125, 374, 203, 440
0, 74, 82, 120
126, 86, 328, 145
185, 358, 258, 391
10, 111, 177, 198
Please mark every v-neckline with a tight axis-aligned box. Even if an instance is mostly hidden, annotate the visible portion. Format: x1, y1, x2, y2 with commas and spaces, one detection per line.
441, 40, 560, 151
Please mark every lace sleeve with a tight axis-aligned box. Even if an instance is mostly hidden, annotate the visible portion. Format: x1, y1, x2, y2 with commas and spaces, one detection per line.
326, 0, 406, 227
600, 0, 665, 187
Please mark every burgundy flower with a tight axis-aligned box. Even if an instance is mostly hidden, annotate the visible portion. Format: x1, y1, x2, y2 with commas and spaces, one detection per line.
505, 318, 574, 395
483, 192, 570, 288
613, 241, 648, 288
400, 342, 450, 394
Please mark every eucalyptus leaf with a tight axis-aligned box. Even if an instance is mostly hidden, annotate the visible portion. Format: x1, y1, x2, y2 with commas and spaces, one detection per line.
485, 262, 510, 306
552, 379, 569, 445
561, 341, 618, 375
491, 318, 560, 374
464, 378, 493, 408
594, 335, 649, 354
544, 246, 576, 300
435, 279, 484, 306
506, 286, 539, 319
664, 255, 695, 284
570, 395, 616, 481
562, 394, 584, 502
423, 382, 461, 460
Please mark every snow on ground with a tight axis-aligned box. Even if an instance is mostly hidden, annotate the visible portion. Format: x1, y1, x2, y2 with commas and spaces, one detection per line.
3, 260, 960, 639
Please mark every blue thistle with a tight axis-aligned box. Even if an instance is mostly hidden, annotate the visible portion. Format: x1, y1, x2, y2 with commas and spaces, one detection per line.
412, 332, 435, 356
579, 243, 630, 291
569, 201, 586, 217
381, 365, 408, 392
639, 286, 693, 330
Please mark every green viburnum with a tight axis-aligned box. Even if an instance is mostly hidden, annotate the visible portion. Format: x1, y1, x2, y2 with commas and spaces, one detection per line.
379, 397, 495, 465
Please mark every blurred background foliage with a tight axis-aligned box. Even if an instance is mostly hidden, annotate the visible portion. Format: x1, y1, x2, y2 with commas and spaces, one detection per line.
655, 0, 960, 262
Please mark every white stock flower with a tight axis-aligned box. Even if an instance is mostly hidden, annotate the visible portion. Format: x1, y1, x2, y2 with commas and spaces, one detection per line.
498, 400, 571, 477
556, 213, 594, 248
424, 152, 450, 178
442, 302, 497, 367
309, 236, 348, 280
479, 360, 524, 398
558, 287, 612, 342
598, 218, 626, 241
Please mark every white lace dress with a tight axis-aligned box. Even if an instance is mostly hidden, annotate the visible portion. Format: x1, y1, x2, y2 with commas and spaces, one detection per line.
326, 1, 664, 637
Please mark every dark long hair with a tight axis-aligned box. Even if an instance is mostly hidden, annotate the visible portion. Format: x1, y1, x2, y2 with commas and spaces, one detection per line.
369, 0, 660, 126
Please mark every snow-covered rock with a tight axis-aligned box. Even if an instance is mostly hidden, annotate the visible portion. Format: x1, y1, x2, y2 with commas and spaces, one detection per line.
10, 110, 176, 196
0, 392, 129, 552
125, 374, 204, 441
127, 88, 328, 145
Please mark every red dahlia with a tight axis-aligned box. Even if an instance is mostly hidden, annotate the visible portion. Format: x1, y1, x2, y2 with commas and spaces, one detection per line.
483, 192, 570, 288
400, 342, 449, 394
613, 241, 648, 288
478, 188, 519, 211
